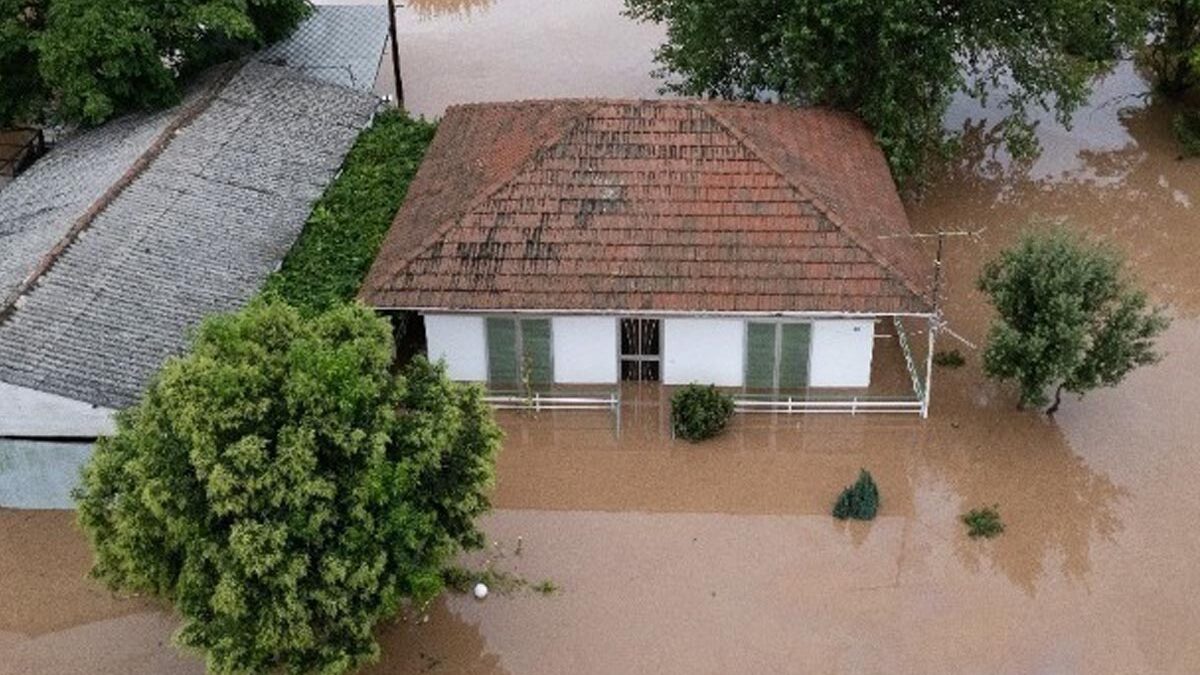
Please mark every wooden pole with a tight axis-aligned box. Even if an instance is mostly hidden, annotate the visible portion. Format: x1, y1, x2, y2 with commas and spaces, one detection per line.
386, 0, 404, 106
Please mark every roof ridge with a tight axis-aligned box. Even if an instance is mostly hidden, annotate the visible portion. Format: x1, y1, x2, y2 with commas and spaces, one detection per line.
365, 100, 603, 287
699, 102, 931, 307
0, 60, 243, 321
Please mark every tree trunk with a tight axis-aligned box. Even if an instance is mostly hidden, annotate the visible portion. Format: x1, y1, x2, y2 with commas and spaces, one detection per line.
1045, 384, 1065, 416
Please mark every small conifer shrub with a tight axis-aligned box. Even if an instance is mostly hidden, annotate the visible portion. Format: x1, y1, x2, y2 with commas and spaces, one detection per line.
832, 469, 880, 520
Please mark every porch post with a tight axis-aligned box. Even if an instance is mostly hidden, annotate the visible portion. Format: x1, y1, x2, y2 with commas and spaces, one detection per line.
922, 314, 936, 418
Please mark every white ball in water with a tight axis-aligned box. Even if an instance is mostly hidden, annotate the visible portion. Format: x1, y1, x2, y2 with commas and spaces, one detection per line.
473, 582, 489, 599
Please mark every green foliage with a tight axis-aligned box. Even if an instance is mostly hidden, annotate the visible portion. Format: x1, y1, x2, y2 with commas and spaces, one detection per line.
38, 0, 178, 125
977, 228, 1170, 412
74, 300, 501, 674
1, 0, 310, 127
670, 384, 734, 442
1141, 0, 1200, 95
933, 349, 967, 368
624, 0, 1146, 183
1174, 109, 1200, 155
832, 469, 879, 521
0, 0, 48, 125
962, 505, 1005, 539
263, 110, 437, 314
441, 565, 559, 597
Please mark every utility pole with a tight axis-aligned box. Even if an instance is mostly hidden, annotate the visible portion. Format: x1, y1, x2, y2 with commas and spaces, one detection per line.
877, 227, 986, 417
386, 0, 404, 106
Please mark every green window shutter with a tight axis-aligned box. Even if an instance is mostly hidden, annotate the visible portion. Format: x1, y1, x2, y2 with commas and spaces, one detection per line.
486, 318, 518, 386
779, 323, 811, 390
745, 322, 777, 389
520, 318, 553, 386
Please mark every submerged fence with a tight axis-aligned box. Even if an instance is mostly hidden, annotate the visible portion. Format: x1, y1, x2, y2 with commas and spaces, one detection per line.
733, 395, 923, 415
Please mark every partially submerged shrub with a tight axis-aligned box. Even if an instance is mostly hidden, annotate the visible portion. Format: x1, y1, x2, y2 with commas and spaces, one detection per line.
962, 506, 1005, 539
933, 349, 966, 368
832, 469, 880, 521
1174, 110, 1200, 157
670, 384, 734, 441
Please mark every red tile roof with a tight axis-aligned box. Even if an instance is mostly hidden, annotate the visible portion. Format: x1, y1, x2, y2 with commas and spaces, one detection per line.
360, 100, 933, 315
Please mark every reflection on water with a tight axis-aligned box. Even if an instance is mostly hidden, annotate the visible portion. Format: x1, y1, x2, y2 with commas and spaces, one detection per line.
406, 0, 493, 18
377, 0, 667, 119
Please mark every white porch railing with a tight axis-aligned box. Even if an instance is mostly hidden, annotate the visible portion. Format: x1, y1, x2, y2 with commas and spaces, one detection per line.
484, 392, 620, 412
733, 396, 924, 415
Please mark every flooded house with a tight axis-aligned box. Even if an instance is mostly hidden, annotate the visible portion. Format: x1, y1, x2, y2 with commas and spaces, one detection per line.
362, 99, 940, 416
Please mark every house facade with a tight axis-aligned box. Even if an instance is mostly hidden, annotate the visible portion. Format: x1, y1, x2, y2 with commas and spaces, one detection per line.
361, 99, 937, 414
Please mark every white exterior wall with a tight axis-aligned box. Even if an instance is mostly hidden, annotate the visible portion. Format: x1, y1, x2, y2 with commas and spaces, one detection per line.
424, 314, 487, 381
552, 317, 617, 384
808, 319, 876, 388
663, 318, 745, 386
0, 382, 117, 438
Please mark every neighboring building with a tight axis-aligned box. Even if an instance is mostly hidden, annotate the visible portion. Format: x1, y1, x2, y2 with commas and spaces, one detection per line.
0, 7, 388, 439
361, 99, 938, 415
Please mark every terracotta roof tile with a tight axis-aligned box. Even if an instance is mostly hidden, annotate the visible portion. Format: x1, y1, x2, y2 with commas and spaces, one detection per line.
361, 99, 933, 314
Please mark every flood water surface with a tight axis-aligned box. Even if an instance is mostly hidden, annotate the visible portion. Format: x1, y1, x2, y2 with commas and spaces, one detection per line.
4, 16, 1200, 673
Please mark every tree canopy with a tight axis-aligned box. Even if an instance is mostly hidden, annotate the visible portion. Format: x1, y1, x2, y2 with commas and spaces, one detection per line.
1142, 0, 1200, 94
977, 228, 1169, 414
0, 0, 311, 127
75, 300, 502, 674
624, 0, 1147, 182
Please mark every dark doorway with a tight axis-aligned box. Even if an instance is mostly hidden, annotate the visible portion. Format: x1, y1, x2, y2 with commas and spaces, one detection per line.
620, 318, 661, 382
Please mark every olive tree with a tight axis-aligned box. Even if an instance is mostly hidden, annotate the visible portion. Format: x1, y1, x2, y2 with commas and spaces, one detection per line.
977, 229, 1170, 415
75, 301, 501, 674
624, 0, 1147, 183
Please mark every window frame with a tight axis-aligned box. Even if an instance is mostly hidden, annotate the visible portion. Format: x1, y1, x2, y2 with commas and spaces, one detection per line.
743, 319, 813, 391
484, 315, 554, 388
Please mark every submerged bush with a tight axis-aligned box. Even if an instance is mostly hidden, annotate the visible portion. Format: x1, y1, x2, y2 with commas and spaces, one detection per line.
832, 469, 880, 521
962, 506, 1005, 539
1174, 110, 1200, 157
670, 384, 734, 441
933, 349, 966, 368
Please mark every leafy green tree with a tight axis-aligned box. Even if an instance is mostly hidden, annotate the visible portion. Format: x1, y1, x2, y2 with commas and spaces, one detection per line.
75, 301, 501, 674
977, 229, 1170, 415
38, 0, 179, 125
624, 0, 1146, 182
1142, 0, 1200, 94
1, 0, 310, 127
0, 0, 47, 125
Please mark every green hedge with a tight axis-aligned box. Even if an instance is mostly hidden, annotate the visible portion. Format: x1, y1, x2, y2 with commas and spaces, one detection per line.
263, 109, 436, 313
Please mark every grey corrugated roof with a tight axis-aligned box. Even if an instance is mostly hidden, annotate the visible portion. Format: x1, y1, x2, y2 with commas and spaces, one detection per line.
0, 61, 378, 409
0, 109, 177, 303
256, 4, 389, 92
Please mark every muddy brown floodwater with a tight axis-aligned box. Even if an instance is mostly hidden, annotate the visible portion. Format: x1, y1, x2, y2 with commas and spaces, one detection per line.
4, 8, 1200, 673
